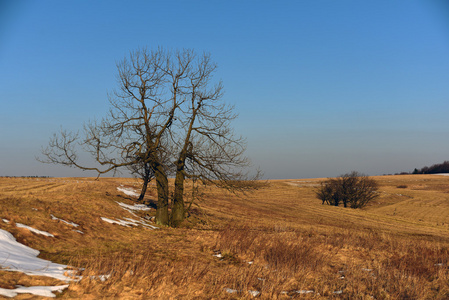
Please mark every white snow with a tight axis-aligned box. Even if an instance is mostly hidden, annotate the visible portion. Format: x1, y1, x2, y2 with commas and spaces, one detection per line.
101, 217, 158, 229
362, 268, 373, 272
73, 229, 84, 234
433, 173, 449, 176
0, 229, 74, 281
224, 288, 260, 297
2, 219, 10, 223
101, 217, 131, 227
296, 290, 314, 294
117, 186, 140, 197
89, 274, 111, 282
284, 290, 313, 294
122, 217, 158, 229
0, 285, 69, 298
248, 290, 260, 297
16, 223, 54, 237
50, 214, 79, 227
117, 201, 151, 211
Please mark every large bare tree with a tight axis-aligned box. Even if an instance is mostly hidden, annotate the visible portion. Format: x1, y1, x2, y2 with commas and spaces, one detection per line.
41, 48, 179, 225
40, 47, 257, 227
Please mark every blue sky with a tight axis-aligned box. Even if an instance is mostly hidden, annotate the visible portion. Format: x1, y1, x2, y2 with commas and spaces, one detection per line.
1, 0, 449, 179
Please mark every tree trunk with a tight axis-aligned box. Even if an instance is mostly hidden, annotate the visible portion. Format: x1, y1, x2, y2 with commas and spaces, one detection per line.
154, 164, 169, 226
171, 169, 185, 227
138, 174, 149, 204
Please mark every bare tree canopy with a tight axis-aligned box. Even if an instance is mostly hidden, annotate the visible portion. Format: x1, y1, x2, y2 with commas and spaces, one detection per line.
39, 47, 258, 227
316, 171, 379, 209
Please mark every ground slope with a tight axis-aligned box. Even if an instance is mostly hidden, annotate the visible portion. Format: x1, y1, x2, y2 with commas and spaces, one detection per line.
0, 175, 448, 299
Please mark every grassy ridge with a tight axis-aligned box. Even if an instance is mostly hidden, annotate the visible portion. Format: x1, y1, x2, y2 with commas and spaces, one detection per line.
0, 175, 449, 298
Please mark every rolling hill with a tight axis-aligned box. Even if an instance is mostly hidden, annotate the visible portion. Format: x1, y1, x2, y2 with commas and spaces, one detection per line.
0, 175, 448, 298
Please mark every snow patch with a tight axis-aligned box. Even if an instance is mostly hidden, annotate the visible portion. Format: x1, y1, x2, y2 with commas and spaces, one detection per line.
101, 217, 131, 227
0, 229, 74, 281
117, 186, 140, 197
117, 201, 151, 211
2, 219, 9, 223
295, 290, 314, 294
0, 285, 69, 298
248, 290, 260, 297
16, 223, 54, 237
50, 214, 79, 227
362, 268, 373, 272
282, 290, 314, 294
90, 274, 111, 282
101, 217, 158, 229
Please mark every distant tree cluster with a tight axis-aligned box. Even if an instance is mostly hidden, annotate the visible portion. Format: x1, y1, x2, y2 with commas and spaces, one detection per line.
411, 161, 449, 174
316, 171, 379, 209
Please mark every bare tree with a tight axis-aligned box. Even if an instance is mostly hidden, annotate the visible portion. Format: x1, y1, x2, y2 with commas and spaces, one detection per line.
40, 47, 257, 227
316, 171, 379, 209
40, 48, 179, 225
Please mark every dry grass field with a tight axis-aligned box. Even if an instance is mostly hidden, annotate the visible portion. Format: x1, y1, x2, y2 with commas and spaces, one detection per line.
1, 174, 449, 299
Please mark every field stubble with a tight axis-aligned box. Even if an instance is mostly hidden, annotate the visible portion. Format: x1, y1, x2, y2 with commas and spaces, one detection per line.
0, 175, 449, 298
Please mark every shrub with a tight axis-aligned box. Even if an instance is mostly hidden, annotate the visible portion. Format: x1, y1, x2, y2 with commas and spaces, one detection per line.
316, 171, 379, 208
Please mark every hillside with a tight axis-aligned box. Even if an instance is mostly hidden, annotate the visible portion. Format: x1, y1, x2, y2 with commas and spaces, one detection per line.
0, 175, 449, 299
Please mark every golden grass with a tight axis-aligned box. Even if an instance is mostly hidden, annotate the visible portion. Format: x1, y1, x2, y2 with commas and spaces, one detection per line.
0, 175, 449, 298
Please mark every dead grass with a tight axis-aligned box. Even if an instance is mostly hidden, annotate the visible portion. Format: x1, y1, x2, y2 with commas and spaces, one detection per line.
1, 175, 449, 298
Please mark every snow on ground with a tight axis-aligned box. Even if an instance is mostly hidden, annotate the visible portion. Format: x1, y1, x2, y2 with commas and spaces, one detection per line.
0, 285, 69, 298
101, 217, 132, 227
224, 288, 260, 297
248, 290, 260, 297
117, 201, 151, 211
101, 199, 157, 229
50, 214, 79, 227
117, 186, 140, 197
433, 173, 449, 176
295, 290, 314, 294
89, 274, 111, 282
101, 217, 158, 229
0, 229, 74, 281
16, 223, 54, 237
224, 288, 238, 294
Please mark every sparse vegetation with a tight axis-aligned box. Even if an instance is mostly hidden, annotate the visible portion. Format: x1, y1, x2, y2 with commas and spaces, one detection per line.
316, 171, 379, 208
1, 175, 449, 298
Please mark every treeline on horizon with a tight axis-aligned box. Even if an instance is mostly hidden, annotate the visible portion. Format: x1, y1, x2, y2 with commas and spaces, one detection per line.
405, 161, 449, 175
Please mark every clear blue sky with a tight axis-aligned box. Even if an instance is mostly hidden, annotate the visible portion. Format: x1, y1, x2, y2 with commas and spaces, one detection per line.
1, 0, 449, 179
